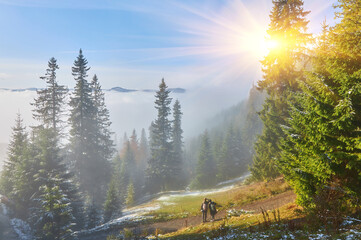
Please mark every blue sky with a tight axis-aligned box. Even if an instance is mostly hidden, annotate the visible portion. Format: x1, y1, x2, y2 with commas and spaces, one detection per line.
0, 0, 337, 143
0, 0, 336, 91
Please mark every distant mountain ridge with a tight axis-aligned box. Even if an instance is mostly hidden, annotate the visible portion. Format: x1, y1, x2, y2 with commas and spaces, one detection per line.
0, 87, 186, 93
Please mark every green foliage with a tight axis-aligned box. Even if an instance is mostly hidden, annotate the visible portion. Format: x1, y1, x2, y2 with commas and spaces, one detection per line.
104, 179, 121, 222
0, 114, 34, 218
32, 57, 68, 132
85, 198, 102, 229
30, 127, 78, 235
147, 79, 173, 193
125, 181, 135, 207
186, 85, 265, 189
147, 79, 184, 193
34, 185, 74, 240
169, 99, 184, 189
251, 0, 311, 182
91, 74, 115, 166
191, 131, 216, 189
250, 133, 280, 181
250, 0, 361, 220
217, 126, 247, 181
68, 50, 112, 204
120, 141, 136, 202
279, 0, 361, 212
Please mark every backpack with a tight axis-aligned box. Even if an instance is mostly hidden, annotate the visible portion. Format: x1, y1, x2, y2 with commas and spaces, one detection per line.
210, 202, 216, 211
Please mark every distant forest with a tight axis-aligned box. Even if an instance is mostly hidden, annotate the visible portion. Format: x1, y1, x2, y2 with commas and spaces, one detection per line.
0, 49, 264, 238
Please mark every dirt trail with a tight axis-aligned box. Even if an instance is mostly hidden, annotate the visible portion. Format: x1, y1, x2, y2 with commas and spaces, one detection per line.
135, 190, 296, 235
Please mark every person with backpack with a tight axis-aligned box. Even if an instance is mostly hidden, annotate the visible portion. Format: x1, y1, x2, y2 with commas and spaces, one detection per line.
200, 198, 209, 223
209, 200, 217, 221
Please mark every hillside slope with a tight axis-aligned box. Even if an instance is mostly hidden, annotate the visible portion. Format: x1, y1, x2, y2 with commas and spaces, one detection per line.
77, 177, 294, 240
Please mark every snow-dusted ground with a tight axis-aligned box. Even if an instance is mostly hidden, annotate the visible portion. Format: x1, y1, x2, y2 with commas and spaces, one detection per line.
155, 173, 250, 203
75, 205, 160, 237
183, 219, 361, 240
216, 173, 251, 187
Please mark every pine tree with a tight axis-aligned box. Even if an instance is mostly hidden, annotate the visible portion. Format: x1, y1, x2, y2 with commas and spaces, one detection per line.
217, 126, 245, 181
138, 128, 149, 171
30, 128, 76, 235
280, 0, 361, 212
69, 50, 110, 203
28, 56, 84, 229
243, 85, 265, 148
34, 185, 74, 240
251, 0, 311, 181
0, 114, 28, 193
0, 114, 34, 218
119, 141, 136, 202
32, 56, 79, 205
32, 57, 68, 133
169, 100, 184, 189
129, 129, 139, 166
85, 198, 102, 229
103, 179, 121, 222
125, 181, 135, 207
69, 49, 94, 190
147, 79, 173, 193
91, 74, 114, 165
191, 131, 216, 189
111, 153, 122, 198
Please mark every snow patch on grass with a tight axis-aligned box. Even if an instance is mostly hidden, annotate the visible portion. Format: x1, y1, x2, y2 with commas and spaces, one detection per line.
216, 173, 250, 187
75, 204, 160, 237
75, 213, 153, 236
226, 209, 254, 218
156, 182, 243, 203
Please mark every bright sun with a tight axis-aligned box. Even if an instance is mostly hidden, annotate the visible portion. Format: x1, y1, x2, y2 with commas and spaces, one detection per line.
265, 39, 280, 51
241, 31, 281, 60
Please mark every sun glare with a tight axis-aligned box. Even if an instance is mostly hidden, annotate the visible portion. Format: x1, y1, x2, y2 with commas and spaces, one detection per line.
265, 39, 280, 51
241, 31, 278, 60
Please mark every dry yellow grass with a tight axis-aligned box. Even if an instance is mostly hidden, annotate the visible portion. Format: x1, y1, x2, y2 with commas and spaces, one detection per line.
161, 202, 304, 239
147, 178, 292, 222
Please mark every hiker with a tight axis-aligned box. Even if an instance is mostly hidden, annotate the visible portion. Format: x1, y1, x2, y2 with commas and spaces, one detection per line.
200, 198, 209, 222
209, 200, 217, 221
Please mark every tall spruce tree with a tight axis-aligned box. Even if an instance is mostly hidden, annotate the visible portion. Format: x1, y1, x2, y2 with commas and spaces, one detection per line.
30, 59, 79, 233
139, 128, 149, 171
103, 178, 121, 222
280, 0, 361, 212
69, 50, 110, 203
125, 180, 135, 207
217, 126, 244, 181
147, 79, 173, 193
91, 74, 114, 165
251, 0, 311, 181
85, 198, 102, 229
32, 57, 68, 132
119, 141, 136, 202
129, 129, 139, 166
69, 49, 95, 192
34, 185, 74, 240
30, 128, 76, 236
169, 99, 184, 189
191, 131, 216, 189
0, 114, 33, 218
